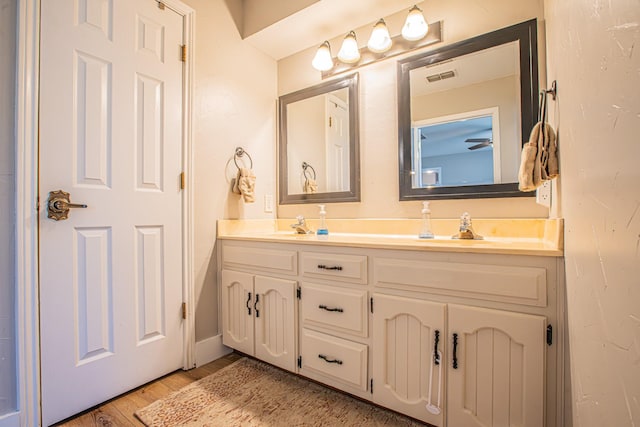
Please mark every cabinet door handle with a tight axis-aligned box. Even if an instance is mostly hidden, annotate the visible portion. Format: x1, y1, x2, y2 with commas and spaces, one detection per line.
246, 292, 252, 315
254, 293, 260, 318
433, 329, 440, 366
317, 264, 343, 271
452, 333, 459, 369
318, 304, 344, 313
318, 354, 343, 365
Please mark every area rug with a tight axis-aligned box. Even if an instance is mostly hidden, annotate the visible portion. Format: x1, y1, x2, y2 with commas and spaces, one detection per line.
135, 357, 424, 426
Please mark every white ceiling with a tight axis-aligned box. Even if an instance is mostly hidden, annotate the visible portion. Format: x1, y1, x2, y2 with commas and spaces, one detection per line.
243, 0, 419, 60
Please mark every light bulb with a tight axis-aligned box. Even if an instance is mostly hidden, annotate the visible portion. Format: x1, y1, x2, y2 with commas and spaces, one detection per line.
338, 31, 361, 64
311, 41, 334, 71
367, 19, 392, 53
402, 5, 429, 41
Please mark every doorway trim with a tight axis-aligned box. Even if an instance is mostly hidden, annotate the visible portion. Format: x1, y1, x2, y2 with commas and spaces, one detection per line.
15, 0, 196, 424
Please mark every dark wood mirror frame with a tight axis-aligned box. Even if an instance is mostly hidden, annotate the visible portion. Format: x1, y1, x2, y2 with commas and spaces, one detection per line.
278, 73, 360, 204
398, 19, 539, 200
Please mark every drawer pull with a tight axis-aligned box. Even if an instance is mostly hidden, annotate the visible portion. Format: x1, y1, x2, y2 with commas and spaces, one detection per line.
452, 333, 459, 369
317, 264, 343, 271
246, 292, 252, 315
318, 354, 343, 365
318, 304, 344, 313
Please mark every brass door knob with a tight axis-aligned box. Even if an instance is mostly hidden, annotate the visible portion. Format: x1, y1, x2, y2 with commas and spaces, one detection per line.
47, 190, 87, 221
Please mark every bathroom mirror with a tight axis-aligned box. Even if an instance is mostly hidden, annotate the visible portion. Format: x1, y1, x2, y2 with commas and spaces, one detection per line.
278, 73, 360, 204
398, 19, 539, 200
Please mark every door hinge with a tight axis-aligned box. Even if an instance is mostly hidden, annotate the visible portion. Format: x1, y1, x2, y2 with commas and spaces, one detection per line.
370, 297, 374, 313
296, 287, 301, 299
546, 324, 553, 346
181, 45, 187, 62
297, 356, 302, 369
329, 116, 332, 127
182, 302, 187, 319
370, 378, 373, 394
180, 172, 185, 190
158, 1, 165, 10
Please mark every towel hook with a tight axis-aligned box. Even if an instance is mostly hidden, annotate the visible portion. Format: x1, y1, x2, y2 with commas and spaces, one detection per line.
234, 147, 253, 170
542, 80, 557, 101
302, 162, 316, 180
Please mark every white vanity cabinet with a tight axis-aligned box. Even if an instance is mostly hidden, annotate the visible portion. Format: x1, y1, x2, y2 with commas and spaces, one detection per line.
372, 294, 546, 427
221, 270, 297, 371
220, 244, 298, 372
218, 238, 564, 427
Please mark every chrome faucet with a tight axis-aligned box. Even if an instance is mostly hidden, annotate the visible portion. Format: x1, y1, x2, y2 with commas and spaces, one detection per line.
452, 212, 483, 240
290, 215, 314, 234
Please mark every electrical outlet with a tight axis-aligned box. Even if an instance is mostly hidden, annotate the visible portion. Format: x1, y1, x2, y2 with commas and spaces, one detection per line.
536, 181, 551, 207
264, 194, 274, 213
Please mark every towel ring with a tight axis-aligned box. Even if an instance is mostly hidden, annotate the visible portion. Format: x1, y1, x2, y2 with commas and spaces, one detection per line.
302, 162, 316, 180
234, 147, 253, 170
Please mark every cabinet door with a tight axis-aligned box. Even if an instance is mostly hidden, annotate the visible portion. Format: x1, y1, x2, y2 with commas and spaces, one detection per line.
221, 270, 254, 355
372, 293, 446, 426
448, 304, 546, 427
254, 275, 297, 371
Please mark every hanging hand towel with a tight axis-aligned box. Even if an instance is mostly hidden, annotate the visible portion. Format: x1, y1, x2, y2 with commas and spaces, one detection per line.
236, 167, 256, 203
518, 122, 542, 192
304, 178, 318, 194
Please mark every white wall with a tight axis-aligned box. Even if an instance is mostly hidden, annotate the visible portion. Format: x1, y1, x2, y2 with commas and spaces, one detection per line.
544, 1, 640, 425
0, 0, 17, 417
182, 0, 277, 340
277, 0, 549, 220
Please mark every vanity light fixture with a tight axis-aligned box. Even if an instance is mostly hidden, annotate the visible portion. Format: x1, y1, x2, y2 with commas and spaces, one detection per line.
401, 5, 429, 41
338, 31, 361, 63
311, 41, 334, 71
313, 4, 443, 78
367, 19, 392, 53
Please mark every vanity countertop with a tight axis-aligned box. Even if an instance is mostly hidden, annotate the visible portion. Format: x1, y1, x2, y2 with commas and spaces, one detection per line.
217, 218, 563, 257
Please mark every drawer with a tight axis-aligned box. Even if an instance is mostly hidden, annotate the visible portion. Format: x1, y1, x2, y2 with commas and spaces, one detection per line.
375, 257, 547, 307
300, 283, 368, 337
300, 329, 368, 391
301, 251, 367, 284
222, 244, 297, 275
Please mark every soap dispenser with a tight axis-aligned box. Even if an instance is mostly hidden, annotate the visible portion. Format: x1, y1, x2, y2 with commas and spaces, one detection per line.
317, 204, 329, 239
418, 201, 434, 239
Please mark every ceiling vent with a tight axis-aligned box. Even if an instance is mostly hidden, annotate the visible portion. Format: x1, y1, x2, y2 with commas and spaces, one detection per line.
426, 70, 456, 83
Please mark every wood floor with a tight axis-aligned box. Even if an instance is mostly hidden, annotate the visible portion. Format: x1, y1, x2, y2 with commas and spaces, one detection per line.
54, 352, 242, 427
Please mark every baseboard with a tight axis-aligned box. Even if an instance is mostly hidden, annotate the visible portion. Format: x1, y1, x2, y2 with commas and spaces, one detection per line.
0, 412, 20, 427
195, 334, 232, 367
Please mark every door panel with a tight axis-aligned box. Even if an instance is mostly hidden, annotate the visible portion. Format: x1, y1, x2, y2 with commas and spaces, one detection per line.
447, 304, 545, 427
39, 1, 185, 424
254, 275, 296, 371
372, 293, 446, 426
221, 270, 255, 356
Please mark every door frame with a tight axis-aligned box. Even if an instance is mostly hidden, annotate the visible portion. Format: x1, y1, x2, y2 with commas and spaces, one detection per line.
15, 0, 196, 424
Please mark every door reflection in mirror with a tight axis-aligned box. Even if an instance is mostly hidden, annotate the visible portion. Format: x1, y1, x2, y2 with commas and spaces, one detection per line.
412, 109, 501, 188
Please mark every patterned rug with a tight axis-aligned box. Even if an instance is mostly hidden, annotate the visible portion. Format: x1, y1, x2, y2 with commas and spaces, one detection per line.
135, 357, 424, 426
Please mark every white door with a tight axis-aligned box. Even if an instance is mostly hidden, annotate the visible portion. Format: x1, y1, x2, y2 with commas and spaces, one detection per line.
325, 94, 349, 192
447, 304, 546, 427
39, 0, 185, 424
372, 294, 446, 426
254, 275, 296, 371
221, 270, 255, 355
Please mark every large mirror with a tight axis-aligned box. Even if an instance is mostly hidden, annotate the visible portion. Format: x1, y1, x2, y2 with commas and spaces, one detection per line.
279, 73, 360, 204
398, 19, 539, 200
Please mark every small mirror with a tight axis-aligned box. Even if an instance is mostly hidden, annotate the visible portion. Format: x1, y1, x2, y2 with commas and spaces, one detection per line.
279, 73, 360, 204
398, 20, 539, 200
